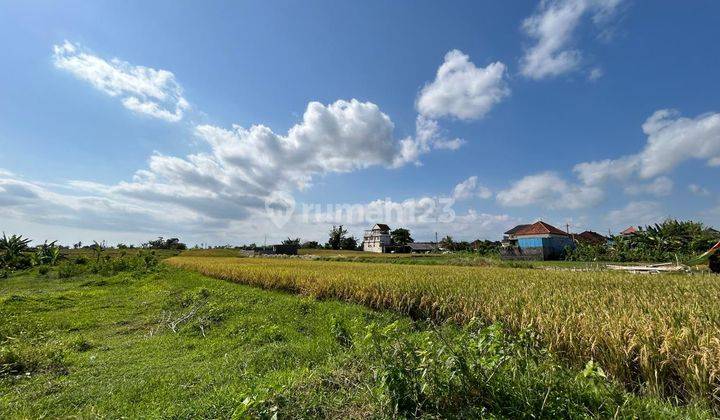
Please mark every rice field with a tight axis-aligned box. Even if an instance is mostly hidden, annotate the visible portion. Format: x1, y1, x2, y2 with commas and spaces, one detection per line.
166, 256, 720, 407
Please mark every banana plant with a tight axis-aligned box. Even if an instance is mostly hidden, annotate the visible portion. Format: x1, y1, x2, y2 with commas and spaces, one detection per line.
33, 240, 61, 266
0, 233, 32, 268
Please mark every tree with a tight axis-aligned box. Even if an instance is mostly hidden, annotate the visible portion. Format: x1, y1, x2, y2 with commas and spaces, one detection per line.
300, 241, 320, 249
327, 225, 348, 250
282, 237, 301, 246
455, 241, 471, 252
472, 240, 501, 256
439, 235, 455, 251
0, 233, 32, 269
341, 236, 358, 250
144, 237, 187, 250
566, 219, 720, 263
391, 228, 414, 245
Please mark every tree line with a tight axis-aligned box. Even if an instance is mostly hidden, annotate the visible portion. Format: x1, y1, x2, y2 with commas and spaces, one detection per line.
565, 219, 720, 263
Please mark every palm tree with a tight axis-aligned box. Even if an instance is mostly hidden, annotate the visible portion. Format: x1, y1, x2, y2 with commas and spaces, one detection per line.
439, 236, 455, 251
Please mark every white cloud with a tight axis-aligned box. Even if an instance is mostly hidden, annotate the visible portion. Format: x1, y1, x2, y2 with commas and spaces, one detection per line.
606, 201, 663, 231
588, 67, 604, 81
1, 98, 410, 241
638, 110, 720, 178
107, 99, 403, 221
688, 184, 710, 196
573, 155, 639, 185
393, 116, 465, 167
53, 40, 190, 122
496, 171, 603, 209
574, 110, 720, 188
623, 176, 673, 197
297, 196, 514, 242
416, 50, 509, 120
0, 173, 194, 235
452, 176, 492, 200
520, 0, 624, 80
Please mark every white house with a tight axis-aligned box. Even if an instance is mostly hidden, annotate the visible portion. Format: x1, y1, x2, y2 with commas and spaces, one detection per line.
363, 224, 391, 253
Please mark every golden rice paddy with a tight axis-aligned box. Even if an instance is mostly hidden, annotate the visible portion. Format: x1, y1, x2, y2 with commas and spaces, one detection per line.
167, 256, 720, 405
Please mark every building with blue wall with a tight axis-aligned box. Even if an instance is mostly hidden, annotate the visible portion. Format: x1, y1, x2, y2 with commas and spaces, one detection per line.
501, 221, 575, 260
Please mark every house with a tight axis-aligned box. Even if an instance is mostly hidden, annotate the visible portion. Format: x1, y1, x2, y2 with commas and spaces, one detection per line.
363, 223, 392, 253
574, 230, 608, 245
620, 226, 638, 236
500, 221, 575, 260
408, 242, 436, 253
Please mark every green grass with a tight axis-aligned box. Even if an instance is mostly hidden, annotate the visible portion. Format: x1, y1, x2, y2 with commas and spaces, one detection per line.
0, 264, 713, 418
60, 248, 182, 260
0, 265, 403, 418
175, 248, 633, 271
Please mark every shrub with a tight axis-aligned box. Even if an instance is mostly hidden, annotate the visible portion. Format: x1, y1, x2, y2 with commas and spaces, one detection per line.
58, 262, 85, 279
38, 265, 50, 276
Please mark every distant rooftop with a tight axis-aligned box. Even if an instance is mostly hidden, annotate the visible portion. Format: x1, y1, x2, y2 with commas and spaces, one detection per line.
575, 230, 608, 244
620, 226, 638, 235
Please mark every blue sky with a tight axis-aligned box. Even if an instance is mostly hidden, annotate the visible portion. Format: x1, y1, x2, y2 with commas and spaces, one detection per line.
1, 0, 719, 245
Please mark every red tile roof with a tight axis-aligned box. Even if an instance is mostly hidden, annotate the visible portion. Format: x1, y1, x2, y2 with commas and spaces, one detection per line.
515, 221, 569, 237
504, 224, 531, 235
620, 226, 638, 235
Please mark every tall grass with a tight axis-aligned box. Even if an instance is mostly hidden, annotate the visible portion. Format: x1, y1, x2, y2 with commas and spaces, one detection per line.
167, 256, 720, 408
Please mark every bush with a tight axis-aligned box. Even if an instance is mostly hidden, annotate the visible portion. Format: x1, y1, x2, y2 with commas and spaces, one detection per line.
38, 266, 50, 276
87, 252, 158, 277
58, 262, 86, 279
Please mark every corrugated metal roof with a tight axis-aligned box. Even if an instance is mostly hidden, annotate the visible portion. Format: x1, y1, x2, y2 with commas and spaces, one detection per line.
408, 242, 435, 251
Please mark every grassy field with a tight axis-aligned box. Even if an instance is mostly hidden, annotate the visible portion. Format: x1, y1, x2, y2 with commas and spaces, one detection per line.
167, 256, 720, 410
60, 247, 183, 260
1, 260, 714, 417
180, 248, 614, 270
